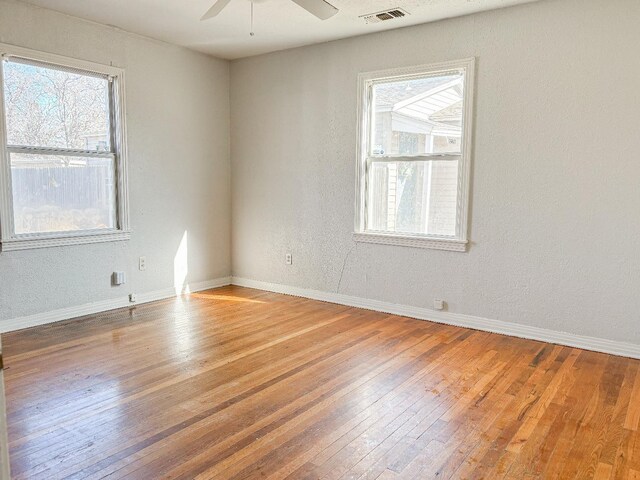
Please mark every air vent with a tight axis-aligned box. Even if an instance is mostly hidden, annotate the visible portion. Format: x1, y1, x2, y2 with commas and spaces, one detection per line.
360, 8, 408, 24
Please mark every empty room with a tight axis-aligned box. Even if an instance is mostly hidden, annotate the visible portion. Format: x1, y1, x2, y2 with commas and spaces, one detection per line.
0, 0, 638, 478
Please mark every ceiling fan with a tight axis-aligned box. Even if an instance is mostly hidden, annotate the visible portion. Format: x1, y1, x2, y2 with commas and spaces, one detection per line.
201, 0, 339, 21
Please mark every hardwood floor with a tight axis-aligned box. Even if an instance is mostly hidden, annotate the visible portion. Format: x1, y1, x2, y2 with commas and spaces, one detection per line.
3, 286, 640, 479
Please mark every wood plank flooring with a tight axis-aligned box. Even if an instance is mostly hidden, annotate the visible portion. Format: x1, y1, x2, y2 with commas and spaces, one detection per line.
3, 286, 640, 479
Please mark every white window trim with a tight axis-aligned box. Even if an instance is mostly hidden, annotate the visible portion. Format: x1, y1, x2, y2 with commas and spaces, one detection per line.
354, 58, 475, 252
0, 43, 130, 252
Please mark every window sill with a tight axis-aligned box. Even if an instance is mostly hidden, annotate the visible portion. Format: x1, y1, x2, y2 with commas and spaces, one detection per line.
353, 232, 468, 252
1, 230, 130, 252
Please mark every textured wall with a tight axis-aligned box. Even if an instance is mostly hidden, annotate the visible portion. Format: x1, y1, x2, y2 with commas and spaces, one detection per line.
0, 0, 231, 321
231, 0, 640, 344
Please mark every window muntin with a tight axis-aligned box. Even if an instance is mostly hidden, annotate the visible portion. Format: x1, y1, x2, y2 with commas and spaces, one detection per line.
0, 45, 129, 250
356, 60, 474, 250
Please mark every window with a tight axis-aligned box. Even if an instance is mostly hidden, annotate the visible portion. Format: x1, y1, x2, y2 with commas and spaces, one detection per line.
0, 44, 129, 251
354, 59, 475, 252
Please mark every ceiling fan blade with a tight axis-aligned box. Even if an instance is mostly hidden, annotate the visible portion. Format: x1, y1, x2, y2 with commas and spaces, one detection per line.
290, 0, 338, 20
201, 0, 233, 20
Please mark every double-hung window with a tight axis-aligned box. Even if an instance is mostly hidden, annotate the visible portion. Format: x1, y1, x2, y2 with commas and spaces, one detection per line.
354, 59, 475, 251
0, 44, 129, 251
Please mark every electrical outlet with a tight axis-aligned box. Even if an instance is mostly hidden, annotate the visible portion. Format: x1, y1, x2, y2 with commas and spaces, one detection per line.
433, 299, 445, 311
129, 293, 137, 303
139, 256, 146, 271
285, 253, 292, 265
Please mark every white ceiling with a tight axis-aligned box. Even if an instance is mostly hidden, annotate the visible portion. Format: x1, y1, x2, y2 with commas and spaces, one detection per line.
18, 0, 540, 59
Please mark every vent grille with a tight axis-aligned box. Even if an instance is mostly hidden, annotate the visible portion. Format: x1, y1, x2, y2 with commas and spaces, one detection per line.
361, 8, 408, 24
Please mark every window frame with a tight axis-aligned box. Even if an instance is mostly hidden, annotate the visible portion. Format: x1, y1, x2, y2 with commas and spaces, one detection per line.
354, 58, 475, 252
0, 43, 130, 252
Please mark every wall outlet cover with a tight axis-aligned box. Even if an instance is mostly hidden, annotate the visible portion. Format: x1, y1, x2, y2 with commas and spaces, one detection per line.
112, 271, 126, 286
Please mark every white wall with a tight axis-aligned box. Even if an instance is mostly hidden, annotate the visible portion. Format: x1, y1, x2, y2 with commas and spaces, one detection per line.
0, 0, 231, 322
230, 0, 640, 345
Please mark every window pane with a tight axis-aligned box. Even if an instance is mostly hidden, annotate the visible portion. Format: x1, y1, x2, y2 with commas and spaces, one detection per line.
371, 73, 464, 156
10, 153, 116, 235
367, 160, 458, 237
3, 61, 111, 151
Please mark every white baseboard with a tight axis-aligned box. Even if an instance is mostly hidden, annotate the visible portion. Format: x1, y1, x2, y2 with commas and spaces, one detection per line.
5, 275, 639, 360
231, 277, 640, 360
0, 276, 232, 333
